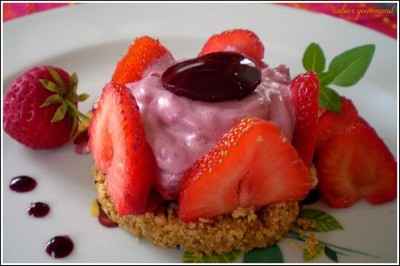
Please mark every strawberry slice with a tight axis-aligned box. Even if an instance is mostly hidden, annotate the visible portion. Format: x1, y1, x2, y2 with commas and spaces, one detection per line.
199, 29, 264, 65
316, 97, 359, 148
315, 118, 397, 208
290, 72, 320, 166
89, 82, 158, 215
179, 118, 312, 222
112, 36, 172, 85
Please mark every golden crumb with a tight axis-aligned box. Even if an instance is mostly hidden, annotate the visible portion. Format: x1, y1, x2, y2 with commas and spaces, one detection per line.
95, 170, 300, 255
90, 199, 99, 217
304, 233, 320, 258
296, 217, 317, 231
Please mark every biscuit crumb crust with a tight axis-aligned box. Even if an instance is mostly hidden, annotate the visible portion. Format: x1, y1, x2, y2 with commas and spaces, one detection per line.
95, 171, 299, 255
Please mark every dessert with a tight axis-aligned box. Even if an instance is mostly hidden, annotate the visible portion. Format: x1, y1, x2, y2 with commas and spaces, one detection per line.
88, 29, 397, 256
4, 28, 396, 261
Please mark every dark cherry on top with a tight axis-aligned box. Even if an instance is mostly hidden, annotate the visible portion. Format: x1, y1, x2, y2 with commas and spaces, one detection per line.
45, 235, 74, 259
162, 51, 261, 102
9, 175, 37, 192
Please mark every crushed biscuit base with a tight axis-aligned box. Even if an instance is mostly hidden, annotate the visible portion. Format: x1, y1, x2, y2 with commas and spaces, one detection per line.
95, 170, 300, 255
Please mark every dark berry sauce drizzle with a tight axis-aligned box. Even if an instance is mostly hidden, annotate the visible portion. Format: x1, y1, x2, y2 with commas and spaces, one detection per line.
28, 202, 50, 218
98, 201, 118, 228
45, 235, 74, 258
9, 175, 37, 192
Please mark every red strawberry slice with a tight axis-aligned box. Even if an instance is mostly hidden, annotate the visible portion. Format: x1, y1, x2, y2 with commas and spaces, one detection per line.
316, 97, 359, 148
315, 118, 397, 208
89, 82, 159, 215
179, 118, 312, 222
112, 36, 172, 85
199, 29, 264, 65
290, 72, 320, 166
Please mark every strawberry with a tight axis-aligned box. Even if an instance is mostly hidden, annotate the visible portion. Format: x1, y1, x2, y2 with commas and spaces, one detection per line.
3, 66, 89, 149
290, 72, 320, 166
316, 97, 359, 148
199, 29, 265, 65
112, 36, 172, 85
315, 118, 397, 208
179, 117, 312, 222
89, 82, 158, 215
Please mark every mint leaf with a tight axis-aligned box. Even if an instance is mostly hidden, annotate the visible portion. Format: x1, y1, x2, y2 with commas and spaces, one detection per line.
303, 43, 326, 73
319, 71, 336, 85
327, 44, 375, 87
300, 208, 343, 232
244, 245, 283, 262
325, 246, 339, 262
319, 86, 341, 112
182, 250, 242, 263
304, 242, 324, 261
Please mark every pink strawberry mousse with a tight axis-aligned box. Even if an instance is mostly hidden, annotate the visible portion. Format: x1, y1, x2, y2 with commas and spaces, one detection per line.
127, 55, 295, 199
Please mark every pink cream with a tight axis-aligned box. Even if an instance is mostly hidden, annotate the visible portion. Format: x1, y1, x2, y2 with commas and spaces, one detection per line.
127, 56, 295, 199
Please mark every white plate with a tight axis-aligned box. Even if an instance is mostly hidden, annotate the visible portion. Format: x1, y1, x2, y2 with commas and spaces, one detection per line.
2, 3, 398, 263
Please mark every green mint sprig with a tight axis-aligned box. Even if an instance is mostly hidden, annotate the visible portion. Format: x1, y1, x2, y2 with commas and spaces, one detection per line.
302, 43, 375, 112
299, 208, 344, 232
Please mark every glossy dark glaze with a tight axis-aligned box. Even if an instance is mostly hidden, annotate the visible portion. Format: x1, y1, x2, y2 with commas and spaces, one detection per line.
162, 51, 261, 102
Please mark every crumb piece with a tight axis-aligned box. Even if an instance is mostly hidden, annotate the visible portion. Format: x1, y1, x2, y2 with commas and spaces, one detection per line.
296, 217, 317, 231
304, 233, 320, 258
90, 199, 99, 217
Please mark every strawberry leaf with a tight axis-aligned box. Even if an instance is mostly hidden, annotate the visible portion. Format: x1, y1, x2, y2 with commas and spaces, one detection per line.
65, 99, 78, 114
40, 94, 64, 108
300, 208, 343, 232
71, 116, 79, 138
47, 67, 66, 92
78, 93, 90, 102
69, 72, 78, 90
303, 43, 325, 74
51, 102, 68, 123
39, 79, 61, 94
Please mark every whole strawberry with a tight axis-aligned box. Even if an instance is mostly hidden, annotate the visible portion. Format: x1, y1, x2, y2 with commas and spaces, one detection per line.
4, 66, 89, 149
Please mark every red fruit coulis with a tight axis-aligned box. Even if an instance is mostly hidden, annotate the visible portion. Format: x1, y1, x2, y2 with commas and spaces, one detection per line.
9, 175, 74, 258
9, 175, 37, 192
28, 202, 50, 218
97, 201, 118, 228
45, 235, 74, 258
